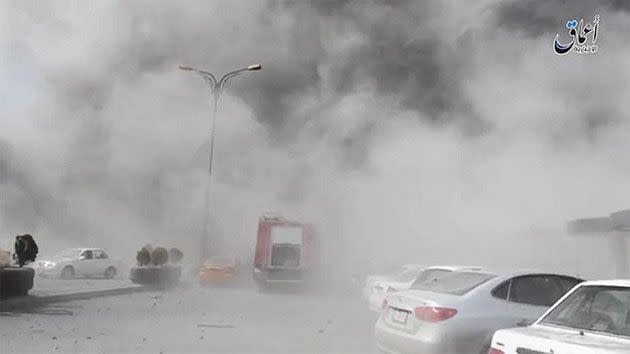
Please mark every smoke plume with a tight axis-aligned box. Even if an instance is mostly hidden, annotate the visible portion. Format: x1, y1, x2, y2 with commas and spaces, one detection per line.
1, 0, 629, 279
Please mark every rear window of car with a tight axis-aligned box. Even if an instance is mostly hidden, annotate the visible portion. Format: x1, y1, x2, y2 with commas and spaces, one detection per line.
411, 271, 496, 296
410, 269, 453, 288
540, 285, 630, 337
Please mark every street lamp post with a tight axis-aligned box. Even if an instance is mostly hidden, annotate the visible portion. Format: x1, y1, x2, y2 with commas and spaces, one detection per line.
179, 64, 261, 262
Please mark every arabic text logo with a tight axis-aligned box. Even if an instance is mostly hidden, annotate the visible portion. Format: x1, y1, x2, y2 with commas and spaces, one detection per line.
554, 15, 599, 55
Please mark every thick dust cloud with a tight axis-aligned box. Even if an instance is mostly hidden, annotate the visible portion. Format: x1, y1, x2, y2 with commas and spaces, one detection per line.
1, 0, 629, 279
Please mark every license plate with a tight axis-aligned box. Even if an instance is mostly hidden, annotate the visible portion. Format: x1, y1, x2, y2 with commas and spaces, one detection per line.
392, 309, 409, 324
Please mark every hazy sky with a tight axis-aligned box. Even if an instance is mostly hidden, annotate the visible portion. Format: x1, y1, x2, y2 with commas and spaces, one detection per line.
1, 0, 629, 277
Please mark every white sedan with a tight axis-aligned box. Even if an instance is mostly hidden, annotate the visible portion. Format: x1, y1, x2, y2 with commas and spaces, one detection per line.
34, 248, 121, 279
375, 269, 583, 354
369, 265, 483, 312
489, 279, 630, 354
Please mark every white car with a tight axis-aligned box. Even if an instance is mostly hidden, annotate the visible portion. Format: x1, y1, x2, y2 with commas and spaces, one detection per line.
368, 265, 483, 313
34, 248, 121, 279
489, 279, 630, 354
375, 269, 583, 354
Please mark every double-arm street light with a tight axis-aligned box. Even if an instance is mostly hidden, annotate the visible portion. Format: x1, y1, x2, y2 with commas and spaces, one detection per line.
179, 63, 262, 261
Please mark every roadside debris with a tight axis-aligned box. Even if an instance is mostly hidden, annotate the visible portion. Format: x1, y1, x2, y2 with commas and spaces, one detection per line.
131, 244, 183, 287
13, 234, 38, 267
151, 248, 168, 266
169, 248, 183, 264
0, 234, 38, 298
136, 247, 151, 266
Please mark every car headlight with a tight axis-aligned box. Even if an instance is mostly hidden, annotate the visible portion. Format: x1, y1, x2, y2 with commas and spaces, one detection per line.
45, 261, 57, 268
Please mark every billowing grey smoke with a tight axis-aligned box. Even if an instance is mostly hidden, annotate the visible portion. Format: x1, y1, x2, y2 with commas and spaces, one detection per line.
494, 0, 629, 37
1, 0, 629, 279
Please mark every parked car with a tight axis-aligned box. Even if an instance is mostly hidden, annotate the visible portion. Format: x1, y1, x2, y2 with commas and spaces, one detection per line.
374, 269, 583, 354
199, 256, 239, 285
489, 279, 630, 354
368, 265, 483, 313
34, 248, 120, 279
363, 264, 424, 301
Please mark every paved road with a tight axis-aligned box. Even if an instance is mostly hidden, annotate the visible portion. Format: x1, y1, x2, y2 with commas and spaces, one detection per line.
0, 283, 379, 354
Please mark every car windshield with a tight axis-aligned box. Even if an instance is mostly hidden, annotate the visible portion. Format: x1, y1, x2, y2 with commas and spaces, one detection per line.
55, 249, 83, 259
410, 269, 453, 288
540, 285, 630, 337
411, 271, 496, 295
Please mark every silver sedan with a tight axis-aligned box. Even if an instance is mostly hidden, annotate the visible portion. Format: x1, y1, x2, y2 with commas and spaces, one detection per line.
374, 269, 583, 354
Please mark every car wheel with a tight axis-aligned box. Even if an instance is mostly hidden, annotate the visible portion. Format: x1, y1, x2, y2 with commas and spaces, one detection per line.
61, 266, 75, 279
104, 266, 117, 279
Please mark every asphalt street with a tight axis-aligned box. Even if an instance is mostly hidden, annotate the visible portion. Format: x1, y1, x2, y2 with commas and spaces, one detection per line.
0, 281, 379, 354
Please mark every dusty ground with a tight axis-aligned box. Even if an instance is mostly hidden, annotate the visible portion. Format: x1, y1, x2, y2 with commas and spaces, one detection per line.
30, 277, 139, 297
0, 282, 379, 354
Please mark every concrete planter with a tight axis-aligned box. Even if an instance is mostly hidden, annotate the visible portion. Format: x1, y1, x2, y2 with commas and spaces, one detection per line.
0, 266, 35, 298
129, 265, 181, 288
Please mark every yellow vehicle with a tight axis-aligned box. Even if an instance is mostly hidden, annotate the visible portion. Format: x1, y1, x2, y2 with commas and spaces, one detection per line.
199, 256, 238, 285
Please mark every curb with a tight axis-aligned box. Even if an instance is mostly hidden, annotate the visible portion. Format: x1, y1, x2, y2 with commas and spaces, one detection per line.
0, 285, 152, 312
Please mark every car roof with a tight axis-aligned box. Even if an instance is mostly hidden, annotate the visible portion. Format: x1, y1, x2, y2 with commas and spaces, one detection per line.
436, 268, 583, 284
578, 279, 630, 287
477, 267, 582, 277
425, 265, 484, 271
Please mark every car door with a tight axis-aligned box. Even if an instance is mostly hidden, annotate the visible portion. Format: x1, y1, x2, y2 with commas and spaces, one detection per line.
77, 250, 95, 276
487, 279, 524, 330
506, 275, 567, 327
92, 249, 108, 275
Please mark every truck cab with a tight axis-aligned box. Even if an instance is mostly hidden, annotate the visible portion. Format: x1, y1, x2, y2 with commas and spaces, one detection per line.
253, 214, 315, 290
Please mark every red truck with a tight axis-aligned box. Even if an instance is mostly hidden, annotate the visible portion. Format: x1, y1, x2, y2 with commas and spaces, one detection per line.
253, 214, 316, 290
